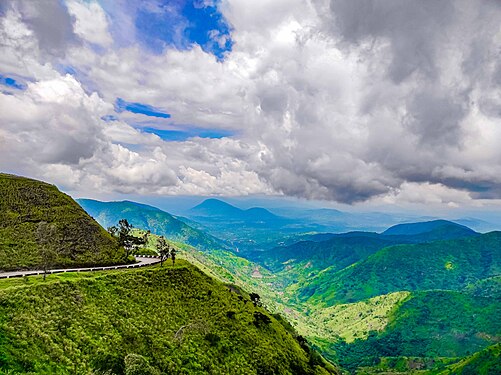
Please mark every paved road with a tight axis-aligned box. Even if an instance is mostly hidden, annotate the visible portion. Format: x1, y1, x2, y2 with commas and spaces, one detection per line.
0, 256, 160, 279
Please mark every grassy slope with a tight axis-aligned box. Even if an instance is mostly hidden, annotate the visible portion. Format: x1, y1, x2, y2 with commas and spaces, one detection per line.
77, 199, 226, 251
433, 343, 501, 375
0, 263, 338, 375
0, 174, 123, 271
325, 290, 500, 373
301, 232, 501, 305
252, 221, 477, 273
133, 229, 292, 316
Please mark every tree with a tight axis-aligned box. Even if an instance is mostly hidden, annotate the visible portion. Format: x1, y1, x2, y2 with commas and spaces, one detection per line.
156, 236, 170, 267
107, 225, 118, 237
170, 247, 176, 265
253, 311, 271, 327
249, 292, 262, 307
108, 219, 145, 260
36, 221, 59, 280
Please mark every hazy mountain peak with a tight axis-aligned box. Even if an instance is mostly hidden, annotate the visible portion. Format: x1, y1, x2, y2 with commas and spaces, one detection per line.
383, 219, 476, 236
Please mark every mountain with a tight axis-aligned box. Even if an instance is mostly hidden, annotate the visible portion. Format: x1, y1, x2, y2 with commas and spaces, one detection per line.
0, 261, 338, 375
77, 199, 226, 251
300, 231, 501, 305
269, 207, 430, 233
187, 199, 300, 247
434, 343, 501, 375
190, 198, 244, 217
190, 198, 287, 225
0, 173, 123, 271
251, 220, 479, 276
251, 236, 397, 274
383, 219, 477, 237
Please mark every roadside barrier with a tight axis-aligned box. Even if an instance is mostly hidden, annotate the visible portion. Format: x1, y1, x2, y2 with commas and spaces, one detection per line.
0, 256, 161, 279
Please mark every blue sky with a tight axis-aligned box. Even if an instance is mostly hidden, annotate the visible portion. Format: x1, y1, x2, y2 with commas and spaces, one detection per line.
104, 0, 232, 59
142, 126, 234, 141
0, 74, 26, 90
115, 98, 171, 118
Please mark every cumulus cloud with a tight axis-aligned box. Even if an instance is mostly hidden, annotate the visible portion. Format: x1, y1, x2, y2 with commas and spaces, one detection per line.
0, 0, 500, 208
66, 0, 113, 47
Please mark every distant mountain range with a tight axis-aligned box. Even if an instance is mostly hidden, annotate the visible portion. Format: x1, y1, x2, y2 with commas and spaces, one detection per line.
190, 198, 286, 223
250, 219, 480, 273
299, 231, 501, 305
77, 199, 227, 251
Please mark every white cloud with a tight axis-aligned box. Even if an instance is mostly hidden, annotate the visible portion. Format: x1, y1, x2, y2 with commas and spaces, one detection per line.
66, 0, 112, 47
0, 0, 500, 210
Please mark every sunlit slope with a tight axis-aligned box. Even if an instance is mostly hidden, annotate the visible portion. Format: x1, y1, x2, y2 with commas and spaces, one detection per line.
0, 263, 338, 375
300, 232, 501, 305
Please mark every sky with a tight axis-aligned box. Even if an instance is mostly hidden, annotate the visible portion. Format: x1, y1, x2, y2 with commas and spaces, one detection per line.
0, 0, 501, 217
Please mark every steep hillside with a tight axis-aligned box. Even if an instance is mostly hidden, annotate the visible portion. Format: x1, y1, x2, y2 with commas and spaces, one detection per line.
324, 290, 500, 373
0, 174, 123, 271
300, 232, 501, 304
0, 263, 338, 375
433, 343, 501, 375
253, 236, 397, 273
77, 199, 226, 251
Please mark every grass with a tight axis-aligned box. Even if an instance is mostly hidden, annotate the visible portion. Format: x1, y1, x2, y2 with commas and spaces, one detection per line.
309, 291, 411, 343
0, 174, 124, 271
0, 261, 337, 375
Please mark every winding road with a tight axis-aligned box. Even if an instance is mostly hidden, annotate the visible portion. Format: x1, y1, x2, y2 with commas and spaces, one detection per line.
0, 256, 161, 279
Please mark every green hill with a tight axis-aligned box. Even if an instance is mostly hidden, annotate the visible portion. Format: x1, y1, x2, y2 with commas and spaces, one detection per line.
0, 174, 124, 271
323, 290, 500, 373
77, 199, 226, 251
383, 219, 476, 236
300, 232, 501, 304
0, 263, 338, 375
250, 221, 478, 281
433, 343, 501, 375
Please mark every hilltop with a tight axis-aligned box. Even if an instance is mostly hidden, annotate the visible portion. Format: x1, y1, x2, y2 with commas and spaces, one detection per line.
383, 219, 478, 239
249, 220, 479, 280
0, 174, 124, 271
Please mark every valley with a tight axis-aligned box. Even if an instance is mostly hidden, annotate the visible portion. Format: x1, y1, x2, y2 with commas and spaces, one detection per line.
81, 195, 501, 374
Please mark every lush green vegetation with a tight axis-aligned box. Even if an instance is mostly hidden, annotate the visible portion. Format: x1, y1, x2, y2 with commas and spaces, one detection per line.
0, 263, 337, 375
433, 344, 501, 374
317, 290, 500, 373
300, 232, 501, 305
77, 199, 226, 251
0, 174, 124, 271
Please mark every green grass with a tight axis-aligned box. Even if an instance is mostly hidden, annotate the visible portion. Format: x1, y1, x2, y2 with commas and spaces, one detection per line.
308, 291, 411, 344
299, 232, 501, 305
432, 343, 501, 375
324, 290, 500, 373
0, 174, 124, 271
0, 262, 338, 375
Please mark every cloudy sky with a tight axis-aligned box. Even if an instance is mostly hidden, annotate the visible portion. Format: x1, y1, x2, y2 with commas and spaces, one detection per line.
1, 0, 500, 213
